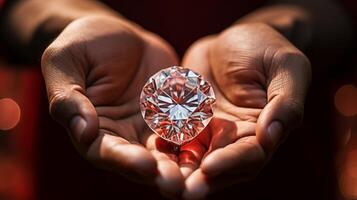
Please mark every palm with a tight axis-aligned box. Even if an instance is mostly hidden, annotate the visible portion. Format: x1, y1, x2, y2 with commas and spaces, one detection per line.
180, 24, 311, 199
190, 66, 266, 184
181, 33, 271, 196
44, 18, 309, 198
83, 29, 184, 192
184, 59, 265, 163
87, 38, 183, 186
42, 16, 184, 196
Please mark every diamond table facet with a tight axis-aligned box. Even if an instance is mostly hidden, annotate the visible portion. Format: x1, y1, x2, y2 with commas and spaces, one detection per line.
140, 66, 215, 145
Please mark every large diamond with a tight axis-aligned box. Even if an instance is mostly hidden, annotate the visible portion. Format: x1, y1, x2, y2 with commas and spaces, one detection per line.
140, 66, 216, 145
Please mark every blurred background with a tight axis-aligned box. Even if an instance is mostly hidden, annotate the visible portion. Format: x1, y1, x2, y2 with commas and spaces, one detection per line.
0, 0, 356, 199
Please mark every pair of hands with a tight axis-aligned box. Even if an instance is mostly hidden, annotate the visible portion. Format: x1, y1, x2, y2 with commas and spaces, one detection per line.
41, 15, 311, 199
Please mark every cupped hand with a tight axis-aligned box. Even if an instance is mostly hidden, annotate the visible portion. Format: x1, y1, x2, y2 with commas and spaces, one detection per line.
41, 15, 184, 197
180, 23, 311, 199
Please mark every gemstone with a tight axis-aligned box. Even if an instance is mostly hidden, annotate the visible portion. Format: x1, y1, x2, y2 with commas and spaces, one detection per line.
140, 66, 215, 145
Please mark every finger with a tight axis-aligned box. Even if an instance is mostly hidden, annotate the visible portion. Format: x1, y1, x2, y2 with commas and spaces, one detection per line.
97, 115, 141, 143
184, 168, 249, 199
201, 136, 266, 179
180, 37, 218, 178
257, 49, 311, 150
140, 128, 179, 162
140, 130, 184, 197
151, 150, 185, 198
179, 128, 210, 178
183, 169, 209, 200
86, 133, 158, 183
41, 46, 98, 150
206, 117, 256, 153
184, 136, 266, 199
208, 26, 268, 109
183, 169, 241, 199
180, 36, 218, 178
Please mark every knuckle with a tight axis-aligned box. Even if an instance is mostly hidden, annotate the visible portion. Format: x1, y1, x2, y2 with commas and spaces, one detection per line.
48, 91, 71, 119
41, 46, 57, 67
41, 44, 74, 71
273, 48, 311, 70
271, 48, 312, 86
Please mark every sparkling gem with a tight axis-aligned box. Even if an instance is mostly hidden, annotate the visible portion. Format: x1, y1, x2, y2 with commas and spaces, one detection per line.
140, 66, 216, 145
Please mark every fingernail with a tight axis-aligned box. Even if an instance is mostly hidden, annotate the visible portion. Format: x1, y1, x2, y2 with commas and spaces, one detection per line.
180, 165, 194, 178
267, 121, 283, 148
70, 115, 87, 142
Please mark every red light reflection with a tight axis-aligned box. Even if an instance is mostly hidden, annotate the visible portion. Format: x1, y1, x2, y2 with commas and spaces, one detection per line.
0, 98, 21, 131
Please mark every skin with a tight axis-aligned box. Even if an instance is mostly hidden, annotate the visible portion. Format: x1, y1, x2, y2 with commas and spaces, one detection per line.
41, 15, 185, 197
181, 23, 311, 199
1, 0, 353, 199
41, 20, 312, 198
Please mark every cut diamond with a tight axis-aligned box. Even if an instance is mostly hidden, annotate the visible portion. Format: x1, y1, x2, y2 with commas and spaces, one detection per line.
140, 66, 215, 145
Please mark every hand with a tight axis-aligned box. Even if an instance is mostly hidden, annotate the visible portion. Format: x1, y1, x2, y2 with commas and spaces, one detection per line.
181, 23, 311, 199
41, 15, 184, 197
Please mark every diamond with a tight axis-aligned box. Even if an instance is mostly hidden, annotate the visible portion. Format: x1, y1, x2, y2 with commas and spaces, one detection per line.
140, 66, 216, 145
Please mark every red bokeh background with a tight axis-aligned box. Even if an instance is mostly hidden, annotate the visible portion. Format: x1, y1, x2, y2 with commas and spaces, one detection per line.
0, 1, 356, 200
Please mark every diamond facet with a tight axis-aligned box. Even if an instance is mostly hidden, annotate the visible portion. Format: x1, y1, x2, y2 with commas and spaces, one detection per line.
140, 66, 215, 145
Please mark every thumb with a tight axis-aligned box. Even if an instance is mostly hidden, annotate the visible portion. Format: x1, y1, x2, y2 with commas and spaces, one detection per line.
257, 50, 311, 150
49, 89, 98, 148
41, 47, 98, 151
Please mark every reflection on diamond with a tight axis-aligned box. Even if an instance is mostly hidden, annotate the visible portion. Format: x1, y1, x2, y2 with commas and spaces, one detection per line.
140, 66, 215, 145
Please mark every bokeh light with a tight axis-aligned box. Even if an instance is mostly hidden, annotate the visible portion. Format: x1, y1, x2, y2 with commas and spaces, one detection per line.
0, 98, 21, 131
334, 84, 357, 117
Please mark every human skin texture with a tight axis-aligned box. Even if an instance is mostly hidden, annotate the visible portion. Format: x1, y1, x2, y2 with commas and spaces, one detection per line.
181, 23, 311, 199
0, 0, 353, 199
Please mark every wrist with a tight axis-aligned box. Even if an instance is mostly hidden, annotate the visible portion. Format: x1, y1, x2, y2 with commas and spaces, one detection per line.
1, 0, 119, 62
32, 3, 121, 59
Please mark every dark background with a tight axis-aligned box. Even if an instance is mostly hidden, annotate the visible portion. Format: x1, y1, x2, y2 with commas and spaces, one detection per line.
0, 0, 356, 199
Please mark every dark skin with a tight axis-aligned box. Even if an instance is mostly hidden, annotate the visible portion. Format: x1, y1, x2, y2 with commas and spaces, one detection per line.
1, 0, 353, 199
181, 23, 311, 198
41, 15, 184, 197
